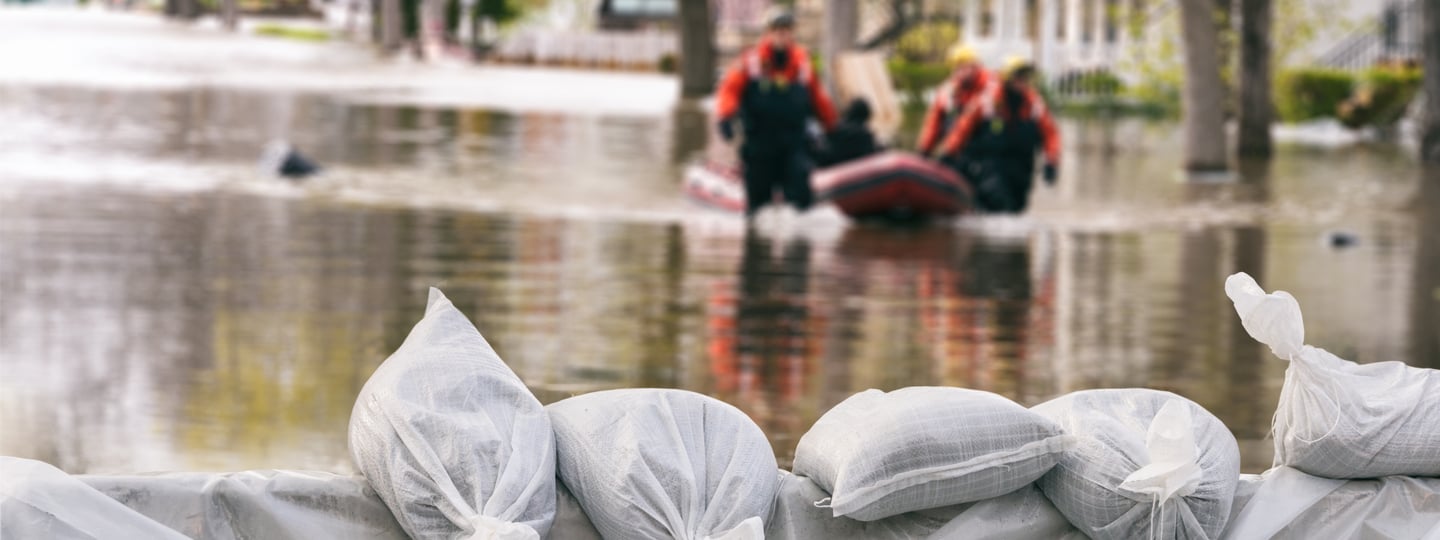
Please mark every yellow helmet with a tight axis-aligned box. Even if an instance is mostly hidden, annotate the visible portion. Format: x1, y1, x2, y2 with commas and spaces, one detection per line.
947, 43, 979, 67
1001, 55, 1034, 78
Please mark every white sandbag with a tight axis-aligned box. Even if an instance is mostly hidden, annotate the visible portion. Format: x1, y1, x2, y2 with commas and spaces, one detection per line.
78, 469, 407, 540
548, 389, 777, 540
793, 387, 1073, 521
348, 288, 555, 540
1223, 466, 1440, 540
1226, 272, 1440, 478
79, 468, 605, 540
1033, 389, 1240, 540
0, 457, 188, 540
765, 471, 1083, 540
924, 483, 1087, 540
765, 471, 965, 540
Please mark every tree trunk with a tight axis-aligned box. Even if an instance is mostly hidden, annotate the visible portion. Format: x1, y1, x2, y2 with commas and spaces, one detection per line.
677, 0, 717, 99
1179, 0, 1229, 171
380, 0, 404, 52
823, 0, 859, 97
221, 0, 239, 31
1423, 0, 1440, 164
1236, 0, 1271, 157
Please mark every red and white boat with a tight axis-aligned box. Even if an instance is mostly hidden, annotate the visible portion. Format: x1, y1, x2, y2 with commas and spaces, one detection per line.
683, 151, 974, 220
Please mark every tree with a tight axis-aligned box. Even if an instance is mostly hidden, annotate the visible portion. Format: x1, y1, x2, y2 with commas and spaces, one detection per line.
1236, 0, 1273, 157
380, 0, 404, 52
220, 0, 239, 31
677, 0, 716, 98
1423, 0, 1440, 164
823, 0, 859, 96
1178, 0, 1229, 171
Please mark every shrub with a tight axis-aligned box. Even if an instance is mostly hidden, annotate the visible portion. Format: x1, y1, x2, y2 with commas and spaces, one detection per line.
893, 21, 959, 64
1274, 68, 1355, 122
657, 53, 677, 74
253, 24, 330, 42
887, 58, 951, 104
1053, 70, 1125, 95
1337, 65, 1423, 129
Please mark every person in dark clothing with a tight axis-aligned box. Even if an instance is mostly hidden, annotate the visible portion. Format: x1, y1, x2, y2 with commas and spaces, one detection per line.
938, 58, 1060, 214
816, 98, 880, 168
714, 9, 838, 217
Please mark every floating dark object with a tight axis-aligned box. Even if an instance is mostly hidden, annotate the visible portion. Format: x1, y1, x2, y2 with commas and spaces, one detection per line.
1327, 231, 1359, 249
260, 140, 321, 180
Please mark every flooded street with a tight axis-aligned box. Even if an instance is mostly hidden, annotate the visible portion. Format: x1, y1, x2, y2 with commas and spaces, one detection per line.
2, 9, 1437, 476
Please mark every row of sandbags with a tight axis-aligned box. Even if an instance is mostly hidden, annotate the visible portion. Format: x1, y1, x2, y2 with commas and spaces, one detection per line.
345, 277, 1440, 539
351, 287, 1246, 539
7, 454, 1440, 539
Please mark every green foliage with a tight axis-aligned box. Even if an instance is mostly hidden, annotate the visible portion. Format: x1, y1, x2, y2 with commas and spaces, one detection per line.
658, 53, 677, 74
1338, 65, 1424, 129
1116, 9, 1183, 114
476, 0, 528, 26
887, 58, 950, 104
1274, 68, 1355, 122
1056, 70, 1125, 95
254, 24, 331, 42
893, 21, 959, 64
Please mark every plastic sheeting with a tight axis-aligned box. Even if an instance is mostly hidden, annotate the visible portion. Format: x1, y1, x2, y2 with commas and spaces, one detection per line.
1033, 389, 1240, 540
1227, 272, 1440, 478
1223, 467, 1440, 540
348, 288, 556, 539
793, 387, 1073, 521
548, 389, 777, 540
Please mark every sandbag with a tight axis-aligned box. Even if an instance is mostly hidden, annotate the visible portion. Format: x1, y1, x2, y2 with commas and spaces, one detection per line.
1226, 272, 1440, 478
793, 387, 1072, 521
548, 389, 776, 540
1033, 389, 1240, 540
765, 471, 964, 540
766, 471, 1083, 540
78, 469, 406, 540
0, 457, 189, 540
348, 288, 555, 540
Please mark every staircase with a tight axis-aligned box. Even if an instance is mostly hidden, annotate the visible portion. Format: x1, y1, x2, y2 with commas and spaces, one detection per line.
1317, 0, 1422, 71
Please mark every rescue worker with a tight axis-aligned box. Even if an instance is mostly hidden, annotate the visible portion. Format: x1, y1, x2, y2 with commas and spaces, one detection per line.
916, 44, 991, 157
714, 9, 837, 216
938, 57, 1060, 213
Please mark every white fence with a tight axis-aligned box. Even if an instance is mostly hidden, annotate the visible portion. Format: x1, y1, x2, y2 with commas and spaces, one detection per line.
493, 31, 678, 70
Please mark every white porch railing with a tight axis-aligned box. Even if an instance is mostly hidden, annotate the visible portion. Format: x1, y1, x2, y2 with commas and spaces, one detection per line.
493, 30, 678, 70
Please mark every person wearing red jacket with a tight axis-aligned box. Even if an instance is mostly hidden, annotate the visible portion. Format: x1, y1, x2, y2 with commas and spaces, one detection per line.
714, 10, 837, 217
938, 58, 1060, 213
916, 44, 991, 157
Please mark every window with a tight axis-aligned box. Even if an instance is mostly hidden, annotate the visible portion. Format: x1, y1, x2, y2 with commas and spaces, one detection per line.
980, 0, 994, 37
1056, 0, 1067, 40
1081, 0, 1094, 43
1104, 0, 1119, 43
1025, 0, 1039, 39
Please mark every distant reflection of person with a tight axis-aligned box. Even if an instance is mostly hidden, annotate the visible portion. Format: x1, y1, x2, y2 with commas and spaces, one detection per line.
923, 236, 1041, 392
707, 228, 813, 452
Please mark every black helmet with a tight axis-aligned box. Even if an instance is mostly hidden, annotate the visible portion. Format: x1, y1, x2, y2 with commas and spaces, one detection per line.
766, 8, 795, 29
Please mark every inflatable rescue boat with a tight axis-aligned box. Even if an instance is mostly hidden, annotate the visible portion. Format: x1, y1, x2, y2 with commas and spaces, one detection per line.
684, 151, 973, 219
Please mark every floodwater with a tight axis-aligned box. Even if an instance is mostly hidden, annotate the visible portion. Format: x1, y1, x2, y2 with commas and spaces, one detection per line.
2, 13, 1438, 476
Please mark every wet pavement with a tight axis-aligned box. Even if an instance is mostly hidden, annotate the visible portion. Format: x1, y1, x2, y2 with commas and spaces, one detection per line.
1, 9, 1437, 475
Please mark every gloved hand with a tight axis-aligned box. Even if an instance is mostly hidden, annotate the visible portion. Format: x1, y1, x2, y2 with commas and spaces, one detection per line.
717, 118, 735, 142
1043, 162, 1058, 185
